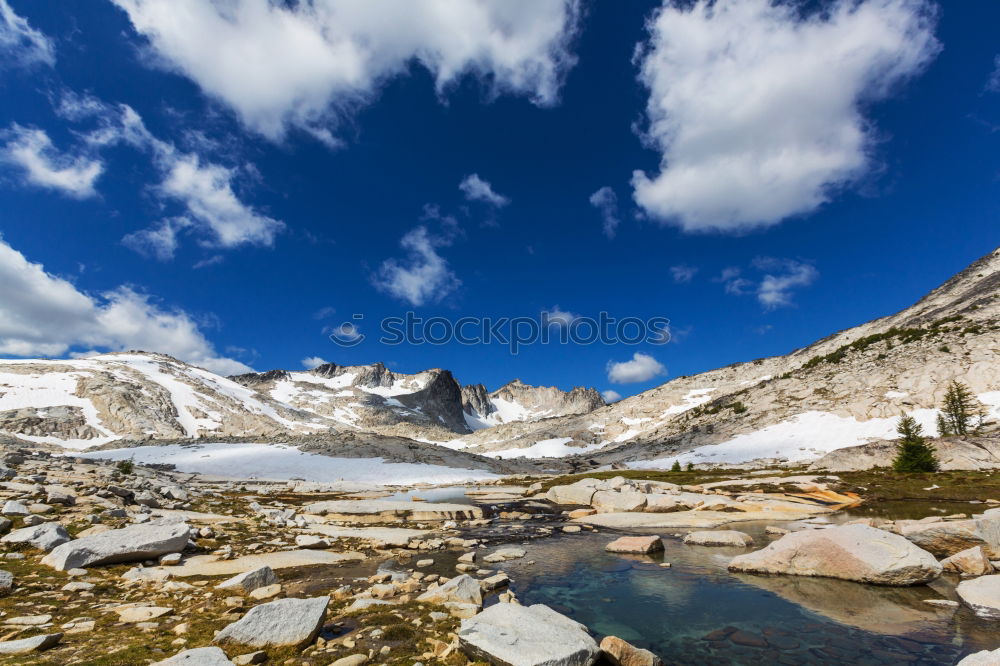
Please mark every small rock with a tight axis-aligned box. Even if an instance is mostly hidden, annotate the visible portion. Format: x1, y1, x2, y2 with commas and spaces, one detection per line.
115, 606, 173, 623
683, 530, 754, 547
214, 596, 329, 649
152, 646, 235, 665
216, 566, 279, 593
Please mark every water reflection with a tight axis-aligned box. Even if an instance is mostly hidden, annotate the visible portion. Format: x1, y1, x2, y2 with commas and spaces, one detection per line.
495, 513, 996, 665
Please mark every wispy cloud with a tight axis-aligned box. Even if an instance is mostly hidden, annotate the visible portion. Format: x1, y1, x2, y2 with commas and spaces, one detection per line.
589, 186, 620, 238
459, 174, 510, 208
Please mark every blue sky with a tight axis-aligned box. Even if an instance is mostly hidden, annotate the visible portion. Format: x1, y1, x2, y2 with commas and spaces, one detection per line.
0, 0, 998, 401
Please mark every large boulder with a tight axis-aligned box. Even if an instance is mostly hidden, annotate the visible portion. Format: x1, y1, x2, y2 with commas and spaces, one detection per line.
592, 490, 647, 513
941, 546, 994, 576
899, 517, 1000, 558
41, 520, 190, 571
458, 603, 600, 666
546, 480, 600, 506
956, 575, 1000, 619
152, 647, 235, 665
728, 524, 941, 586
684, 530, 753, 547
1, 522, 70, 551
214, 596, 328, 649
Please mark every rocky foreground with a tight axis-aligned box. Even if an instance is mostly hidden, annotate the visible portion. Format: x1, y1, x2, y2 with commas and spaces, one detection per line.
0, 451, 998, 665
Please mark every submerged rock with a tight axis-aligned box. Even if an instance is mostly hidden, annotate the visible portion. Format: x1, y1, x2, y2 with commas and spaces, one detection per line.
728, 524, 941, 586
214, 596, 328, 649
459, 603, 600, 666
684, 530, 753, 547
42, 520, 190, 570
600, 636, 663, 666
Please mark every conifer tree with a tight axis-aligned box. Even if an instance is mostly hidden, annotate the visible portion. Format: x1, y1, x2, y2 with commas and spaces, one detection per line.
940, 380, 979, 436
893, 414, 939, 472
670, 460, 682, 472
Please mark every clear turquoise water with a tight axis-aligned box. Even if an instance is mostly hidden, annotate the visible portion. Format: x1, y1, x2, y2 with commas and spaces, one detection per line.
492, 509, 997, 666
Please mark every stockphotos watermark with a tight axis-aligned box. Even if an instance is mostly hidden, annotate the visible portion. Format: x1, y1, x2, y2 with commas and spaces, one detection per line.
328, 312, 671, 354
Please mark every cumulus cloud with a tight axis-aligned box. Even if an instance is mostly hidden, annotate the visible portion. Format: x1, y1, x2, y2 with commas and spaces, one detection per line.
753, 257, 819, 309
301, 356, 328, 370
0, 236, 250, 374
0, 0, 55, 69
588, 186, 620, 238
670, 264, 697, 283
459, 174, 510, 208
111, 0, 581, 141
57, 95, 283, 252
601, 389, 622, 403
607, 352, 666, 384
0, 125, 103, 198
632, 0, 939, 232
373, 225, 460, 307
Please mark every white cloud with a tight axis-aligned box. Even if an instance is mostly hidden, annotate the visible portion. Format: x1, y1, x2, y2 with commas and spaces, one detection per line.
542, 305, 578, 328
670, 264, 697, 283
607, 352, 666, 384
111, 0, 581, 141
754, 257, 818, 309
588, 186, 620, 238
0, 0, 55, 69
373, 225, 460, 307
301, 356, 328, 370
0, 236, 250, 374
717, 267, 752, 295
632, 0, 939, 232
0, 125, 103, 198
57, 96, 284, 252
459, 174, 510, 208
601, 389, 622, 403
122, 217, 190, 261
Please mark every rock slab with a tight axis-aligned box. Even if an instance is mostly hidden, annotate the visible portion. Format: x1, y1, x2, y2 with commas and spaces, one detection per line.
458, 602, 600, 666
42, 520, 190, 571
684, 530, 754, 547
728, 524, 941, 586
152, 647, 235, 665
214, 596, 328, 649
605, 536, 664, 554
216, 566, 278, 593
957, 575, 1000, 619
1, 522, 70, 551
0, 633, 62, 655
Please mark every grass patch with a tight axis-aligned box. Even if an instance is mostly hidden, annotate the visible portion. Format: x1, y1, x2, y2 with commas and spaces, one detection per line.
833, 469, 1000, 501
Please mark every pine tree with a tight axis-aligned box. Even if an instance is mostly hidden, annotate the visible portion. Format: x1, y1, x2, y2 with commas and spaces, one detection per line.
670, 460, 682, 472
936, 412, 951, 437
686, 462, 694, 472
940, 380, 979, 436
892, 414, 939, 472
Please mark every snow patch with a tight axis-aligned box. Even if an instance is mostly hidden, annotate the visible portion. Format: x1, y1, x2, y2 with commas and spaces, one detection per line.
78, 443, 499, 484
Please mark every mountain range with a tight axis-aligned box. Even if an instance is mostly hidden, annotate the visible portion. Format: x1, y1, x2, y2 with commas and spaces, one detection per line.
1, 246, 998, 470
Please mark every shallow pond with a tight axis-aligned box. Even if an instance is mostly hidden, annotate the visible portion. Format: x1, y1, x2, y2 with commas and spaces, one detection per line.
489, 502, 999, 665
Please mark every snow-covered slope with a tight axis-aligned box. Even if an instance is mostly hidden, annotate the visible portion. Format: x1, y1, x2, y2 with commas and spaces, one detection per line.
0, 353, 325, 448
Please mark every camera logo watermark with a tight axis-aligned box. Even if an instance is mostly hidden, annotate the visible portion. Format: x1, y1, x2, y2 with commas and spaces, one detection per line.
329, 312, 670, 355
